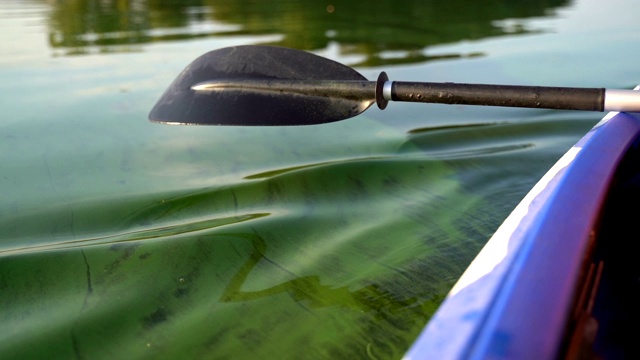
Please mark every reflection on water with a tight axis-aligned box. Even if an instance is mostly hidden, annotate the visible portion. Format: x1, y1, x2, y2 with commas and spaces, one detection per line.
220, 231, 420, 314
45, 0, 570, 64
47, 0, 238, 56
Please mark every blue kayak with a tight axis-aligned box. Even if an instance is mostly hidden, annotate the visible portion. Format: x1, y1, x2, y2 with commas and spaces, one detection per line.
404, 102, 640, 359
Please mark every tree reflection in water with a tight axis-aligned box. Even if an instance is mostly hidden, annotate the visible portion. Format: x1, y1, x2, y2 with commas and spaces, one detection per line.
45, 0, 569, 65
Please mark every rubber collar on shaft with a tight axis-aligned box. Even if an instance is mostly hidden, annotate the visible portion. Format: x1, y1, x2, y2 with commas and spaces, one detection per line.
376, 72, 389, 110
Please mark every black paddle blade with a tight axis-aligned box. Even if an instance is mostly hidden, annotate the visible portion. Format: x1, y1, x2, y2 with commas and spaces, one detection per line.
148, 45, 374, 126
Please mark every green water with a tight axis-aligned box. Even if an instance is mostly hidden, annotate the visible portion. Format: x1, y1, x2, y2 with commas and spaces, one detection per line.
1, 0, 640, 359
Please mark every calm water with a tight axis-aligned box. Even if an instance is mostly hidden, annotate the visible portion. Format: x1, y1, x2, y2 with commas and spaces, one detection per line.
1, 0, 639, 359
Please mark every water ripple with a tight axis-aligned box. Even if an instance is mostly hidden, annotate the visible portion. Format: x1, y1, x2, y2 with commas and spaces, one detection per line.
0, 213, 268, 257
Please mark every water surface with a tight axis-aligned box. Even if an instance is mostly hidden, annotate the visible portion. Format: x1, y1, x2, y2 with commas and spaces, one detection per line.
1, 0, 640, 359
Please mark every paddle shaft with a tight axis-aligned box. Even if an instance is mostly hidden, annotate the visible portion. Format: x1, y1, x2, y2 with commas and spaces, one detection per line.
193, 76, 640, 113
193, 79, 605, 111
384, 81, 605, 111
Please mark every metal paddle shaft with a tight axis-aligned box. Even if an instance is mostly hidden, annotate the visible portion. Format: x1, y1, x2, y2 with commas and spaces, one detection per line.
149, 45, 640, 126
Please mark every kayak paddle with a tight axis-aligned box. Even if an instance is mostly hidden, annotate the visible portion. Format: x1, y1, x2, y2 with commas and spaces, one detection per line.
148, 45, 640, 126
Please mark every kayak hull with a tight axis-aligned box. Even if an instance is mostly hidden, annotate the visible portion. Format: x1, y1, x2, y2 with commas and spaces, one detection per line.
404, 108, 640, 359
